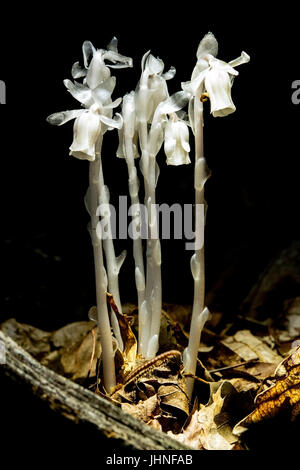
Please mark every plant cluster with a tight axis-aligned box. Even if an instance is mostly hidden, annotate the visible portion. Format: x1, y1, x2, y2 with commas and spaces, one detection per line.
47, 33, 250, 396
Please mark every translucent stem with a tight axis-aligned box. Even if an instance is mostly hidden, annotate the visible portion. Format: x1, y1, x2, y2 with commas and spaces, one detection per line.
89, 136, 116, 392
96, 146, 124, 352
185, 89, 206, 398
138, 119, 152, 356
124, 126, 146, 355
145, 125, 162, 359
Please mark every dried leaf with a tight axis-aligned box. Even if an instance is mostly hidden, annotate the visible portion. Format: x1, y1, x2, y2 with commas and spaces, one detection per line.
111, 350, 188, 432
1, 318, 51, 359
41, 321, 100, 380
158, 378, 189, 418
52, 321, 94, 349
61, 328, 101, 381
107, 293, 137, 378
121, 395, 160, 423
221, 329, 282, 363
234, 345, 300, 434
168, 381, 237, 450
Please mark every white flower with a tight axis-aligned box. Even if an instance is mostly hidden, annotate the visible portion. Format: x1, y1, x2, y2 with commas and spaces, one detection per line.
164, 116, 191, 166
72, 37, 133, 90
69, 104, 102, 161
182, 32, 250, 118
47, 38, 128, 156
204, 57, 238, 117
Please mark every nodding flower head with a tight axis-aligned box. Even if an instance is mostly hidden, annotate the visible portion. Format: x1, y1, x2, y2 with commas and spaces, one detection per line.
182, 32, 250, 118
47, 38, 128, 158
69, 104, 102, 161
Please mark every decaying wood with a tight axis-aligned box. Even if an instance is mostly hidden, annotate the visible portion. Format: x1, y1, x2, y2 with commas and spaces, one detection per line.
0, 331, 190, 450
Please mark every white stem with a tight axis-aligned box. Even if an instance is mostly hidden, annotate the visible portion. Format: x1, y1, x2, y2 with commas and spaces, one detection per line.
145, 124, 162, 359
124, 126, 146, 355
138, 119, 152, 356
96, 149, 124, 352
89, 136, 116, 392
185, 89, 207, 398
183, 307, 210, 398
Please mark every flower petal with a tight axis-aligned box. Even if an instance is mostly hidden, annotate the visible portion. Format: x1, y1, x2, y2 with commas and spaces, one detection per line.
86, 50, 111, 89
182, 69, 206, 96
91, 76, 117, 107
103, 50, 133, 69
69, 109, 101, 161
107, 36, 118, 52
162, 66, 176, 80
104, 97, 122, 110
209, 57, 239, 76
156, 91, 189, 116
99, 112, 123, 130
46, 109, 86, 126
229, 51, 250, 68
63, 79, 93, 107
204, 68, 236, 117
146, 54, 164, 74
82, 41, 95, 68
196, 32, 218, 59
141, 50, 151, 71
71, 62, 87, 79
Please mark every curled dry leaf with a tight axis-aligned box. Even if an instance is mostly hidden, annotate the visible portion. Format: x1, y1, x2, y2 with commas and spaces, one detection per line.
107, 293, 137, 378
121, 395, 160, 424
111, 350, 189, 433
221, 329, 282, 364
168, 381, 238, 450
234, 345, 300, 435
44, 321, 101, 381
0, 318, 51, 360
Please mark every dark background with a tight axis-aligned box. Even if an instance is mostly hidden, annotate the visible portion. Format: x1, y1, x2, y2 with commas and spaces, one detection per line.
0, 4, 299, 459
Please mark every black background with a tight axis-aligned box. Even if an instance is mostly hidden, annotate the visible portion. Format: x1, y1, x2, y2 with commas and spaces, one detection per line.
0, 4, 299, 460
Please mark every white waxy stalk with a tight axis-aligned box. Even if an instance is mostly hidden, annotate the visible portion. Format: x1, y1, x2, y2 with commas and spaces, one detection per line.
183, 33, 250, 399
89, 136, 116, 393
98, 181, 125, 352
121, 92, 147, 356
146, 334, 159, 359
183, 306, 210, 398
184, 85, 208, 400
47, 38, 134, 393
138, 299, 150, 357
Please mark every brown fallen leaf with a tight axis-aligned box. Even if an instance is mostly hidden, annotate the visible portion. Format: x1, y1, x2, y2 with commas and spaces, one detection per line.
121, 395, 160, 424
111, 350, 189, 432
1, 318, 51, 359
221, 329, 282, 364
41, 322, 102, 381
234, 345, 300, 435
168, 381, 238, 450
60, 328, 101, 381
107, 293, 137, 378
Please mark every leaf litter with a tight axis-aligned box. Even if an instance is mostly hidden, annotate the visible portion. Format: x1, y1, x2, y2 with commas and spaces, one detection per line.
1, 293, 300, 450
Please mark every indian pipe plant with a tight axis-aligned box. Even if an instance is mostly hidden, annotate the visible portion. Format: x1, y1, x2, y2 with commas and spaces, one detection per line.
47, 33, 250, 396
